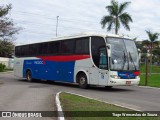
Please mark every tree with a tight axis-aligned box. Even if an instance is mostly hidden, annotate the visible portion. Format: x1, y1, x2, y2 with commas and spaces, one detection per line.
0, 40, 14, 57
145, 30, 159, 74
141, 40, 150, 52
146, 30, 159, 53
0, 4, 20, 57
152, 43, 160, 64
100, 0, 133, 34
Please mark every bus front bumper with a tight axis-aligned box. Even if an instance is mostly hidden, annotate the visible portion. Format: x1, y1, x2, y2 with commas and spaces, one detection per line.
108, 77, 140, 86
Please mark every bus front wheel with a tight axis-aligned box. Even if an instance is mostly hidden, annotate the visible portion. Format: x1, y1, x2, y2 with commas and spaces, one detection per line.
26, 70, 33, 82
78, 73, 88, 89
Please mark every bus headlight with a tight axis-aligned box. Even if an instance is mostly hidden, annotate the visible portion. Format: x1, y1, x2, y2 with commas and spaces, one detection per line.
110, 75, 120, 79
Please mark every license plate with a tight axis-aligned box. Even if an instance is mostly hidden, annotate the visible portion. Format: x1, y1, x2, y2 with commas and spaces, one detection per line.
126, 81, 131, 85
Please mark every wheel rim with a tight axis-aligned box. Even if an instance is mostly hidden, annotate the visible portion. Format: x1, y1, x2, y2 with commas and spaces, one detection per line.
80, 77, 86, 85
27, 72, 31, 81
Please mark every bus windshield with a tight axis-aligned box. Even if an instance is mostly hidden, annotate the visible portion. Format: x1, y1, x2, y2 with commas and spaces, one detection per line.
106, 37, 139, 71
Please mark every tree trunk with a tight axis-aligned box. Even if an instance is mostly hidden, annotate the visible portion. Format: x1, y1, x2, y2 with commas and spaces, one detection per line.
115, 18, 118, 34
149, 42, 153, 76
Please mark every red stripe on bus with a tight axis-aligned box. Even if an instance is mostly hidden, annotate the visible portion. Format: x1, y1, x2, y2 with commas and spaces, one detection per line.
37, 55, 90, 62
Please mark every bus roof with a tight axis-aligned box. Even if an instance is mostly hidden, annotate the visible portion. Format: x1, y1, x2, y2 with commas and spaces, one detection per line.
54, 32, 121, 39
16, 32, 130, 46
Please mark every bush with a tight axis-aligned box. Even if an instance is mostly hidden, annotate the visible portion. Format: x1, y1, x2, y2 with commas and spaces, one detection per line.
0, 63, 6, 72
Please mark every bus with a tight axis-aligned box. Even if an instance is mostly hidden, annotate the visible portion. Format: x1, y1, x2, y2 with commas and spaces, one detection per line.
14, 33, 140, 88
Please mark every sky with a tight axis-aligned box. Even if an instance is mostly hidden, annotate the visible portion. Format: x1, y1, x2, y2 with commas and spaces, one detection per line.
1, 0, 160, 45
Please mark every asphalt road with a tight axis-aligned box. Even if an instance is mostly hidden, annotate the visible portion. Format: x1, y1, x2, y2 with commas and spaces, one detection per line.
0, 72, 160, 118
0, 72, 58, 120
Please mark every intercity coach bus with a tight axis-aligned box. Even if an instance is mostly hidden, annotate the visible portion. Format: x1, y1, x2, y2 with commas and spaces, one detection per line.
14, 33, 140, 88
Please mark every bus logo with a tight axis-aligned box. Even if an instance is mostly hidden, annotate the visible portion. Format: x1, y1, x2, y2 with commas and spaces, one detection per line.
2, 112, 11, 117
34, 61, 44, 64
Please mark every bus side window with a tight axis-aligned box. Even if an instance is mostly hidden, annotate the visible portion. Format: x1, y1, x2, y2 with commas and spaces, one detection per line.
75, 37, 89, 54
99, 47, 108, 70
29, 44, 37, 56
48, 41, 60, 55
15, 46, 21, 57
21, 45, 28, 57
61, 40, 75, 54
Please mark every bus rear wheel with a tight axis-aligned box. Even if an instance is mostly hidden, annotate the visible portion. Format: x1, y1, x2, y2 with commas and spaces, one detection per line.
26, 70, 33, 82
105, 86, 113, 89
78, 73, 88, 89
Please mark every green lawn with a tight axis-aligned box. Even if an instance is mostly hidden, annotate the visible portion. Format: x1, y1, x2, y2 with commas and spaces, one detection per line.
60, 92, 159, 120
140, 64, 160, 87
140, 74, 160, 87
0, 68, 13, 72
140, 64, 160, 73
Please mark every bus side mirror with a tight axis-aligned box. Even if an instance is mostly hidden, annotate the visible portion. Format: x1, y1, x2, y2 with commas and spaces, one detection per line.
106, 44, 111, 57
138, 49, 141, 60
106, 44, 111, 49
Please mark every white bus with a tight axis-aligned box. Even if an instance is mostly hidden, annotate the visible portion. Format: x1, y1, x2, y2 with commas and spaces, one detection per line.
14, 33, 140, 88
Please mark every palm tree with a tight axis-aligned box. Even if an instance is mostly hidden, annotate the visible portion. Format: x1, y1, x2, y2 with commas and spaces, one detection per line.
100, 0, 133, 34
145, 30, 159, 75
142, 40, 150, 52
146, 30, 159, 51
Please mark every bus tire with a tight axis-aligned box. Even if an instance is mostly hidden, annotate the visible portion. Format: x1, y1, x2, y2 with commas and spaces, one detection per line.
26, 70, 33, 82
78, 73, 88, 89
105, 86, 113, 89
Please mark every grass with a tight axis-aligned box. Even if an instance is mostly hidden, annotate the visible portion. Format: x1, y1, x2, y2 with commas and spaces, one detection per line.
140, 64, 160, 87
0, 68, 13, 72
140, 64, 160, 73
140, 74, 160, 87
60, 92, 159, 120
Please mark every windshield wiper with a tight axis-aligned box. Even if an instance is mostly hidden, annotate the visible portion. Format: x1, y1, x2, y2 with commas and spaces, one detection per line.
122, 51, 127, 70
128, 52, 137, 71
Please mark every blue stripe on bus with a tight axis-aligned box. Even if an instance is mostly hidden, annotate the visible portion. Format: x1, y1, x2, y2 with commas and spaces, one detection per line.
118, 71, 137, 79
23, 59, 75, 82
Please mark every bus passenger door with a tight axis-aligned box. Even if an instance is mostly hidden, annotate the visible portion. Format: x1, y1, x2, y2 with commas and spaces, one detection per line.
89, 68, 99, 85
98, 47, 109, 86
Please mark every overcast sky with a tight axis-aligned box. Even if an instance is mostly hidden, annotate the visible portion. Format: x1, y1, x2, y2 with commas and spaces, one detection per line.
1, 0, 160, 45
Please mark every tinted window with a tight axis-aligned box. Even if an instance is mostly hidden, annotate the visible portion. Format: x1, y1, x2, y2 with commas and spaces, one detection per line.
48, 42, 54, 54
38, 43, 48, 55
61, 40, 75, 54
75, 37, 89, 54
15, 37, 89, 57
21, 45, 29, 57
42, 43, 48, 55
15, 46, 21, 57
29, 44, 38, 56
48, 41, 60, 55
91, 36, 106, 68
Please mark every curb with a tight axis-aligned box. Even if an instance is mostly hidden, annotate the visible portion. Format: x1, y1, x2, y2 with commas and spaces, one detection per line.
64, 91, 142, 112
55, 91, 65, 120
138, 86, 160, 89
56, 91, 143, 119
